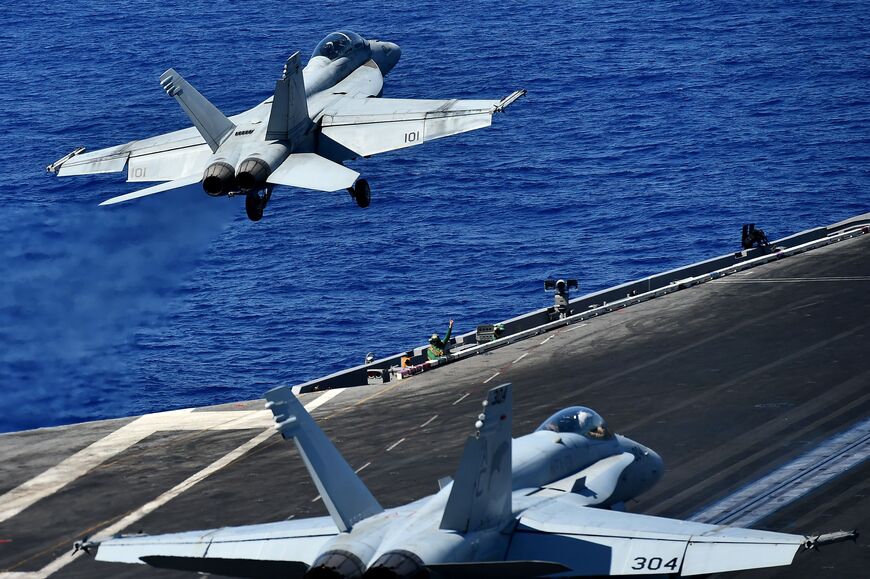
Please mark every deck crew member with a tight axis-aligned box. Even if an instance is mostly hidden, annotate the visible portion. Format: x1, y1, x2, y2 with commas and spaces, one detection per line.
427, 319, 455, 360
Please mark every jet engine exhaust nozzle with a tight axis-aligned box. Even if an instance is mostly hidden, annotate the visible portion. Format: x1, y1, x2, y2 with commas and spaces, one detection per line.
235, 158, 271, 192
304, 550, 366, 579
202, 162, 236, 196
363, 550, 427, 579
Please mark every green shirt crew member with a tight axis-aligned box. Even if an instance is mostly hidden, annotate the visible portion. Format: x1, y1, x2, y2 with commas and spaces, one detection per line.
427, 319, 454, 361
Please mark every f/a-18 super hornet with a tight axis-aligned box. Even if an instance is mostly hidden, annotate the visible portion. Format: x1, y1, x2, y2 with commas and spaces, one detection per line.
79, 383, 854, 577
46, 31, 525, 221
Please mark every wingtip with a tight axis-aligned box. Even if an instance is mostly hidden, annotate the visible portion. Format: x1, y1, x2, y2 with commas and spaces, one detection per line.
495, 89, 526, 112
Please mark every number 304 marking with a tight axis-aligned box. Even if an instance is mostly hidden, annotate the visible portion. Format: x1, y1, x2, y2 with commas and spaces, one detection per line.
631, 556, 679, 571
404, 131, 420, 143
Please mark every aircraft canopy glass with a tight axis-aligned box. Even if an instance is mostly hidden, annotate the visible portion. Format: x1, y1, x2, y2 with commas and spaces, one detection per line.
312, 31, 367, 61
536, 406, 612, 439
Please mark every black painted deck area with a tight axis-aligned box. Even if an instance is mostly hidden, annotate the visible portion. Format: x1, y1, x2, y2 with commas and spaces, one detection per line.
2, 232, 868, 578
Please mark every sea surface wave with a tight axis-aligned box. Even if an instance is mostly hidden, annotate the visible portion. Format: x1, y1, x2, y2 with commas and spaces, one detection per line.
1, 1, 868, 431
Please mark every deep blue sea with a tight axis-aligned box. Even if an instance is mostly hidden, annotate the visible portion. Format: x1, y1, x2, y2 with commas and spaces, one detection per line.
1, 1, 868, 432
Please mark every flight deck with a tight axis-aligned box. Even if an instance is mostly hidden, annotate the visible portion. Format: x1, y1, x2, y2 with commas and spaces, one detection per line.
1, 215, 869, 578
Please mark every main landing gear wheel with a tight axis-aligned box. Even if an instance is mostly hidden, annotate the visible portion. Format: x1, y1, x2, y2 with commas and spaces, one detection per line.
245, 187, 272, 222
348, 178, 371, 208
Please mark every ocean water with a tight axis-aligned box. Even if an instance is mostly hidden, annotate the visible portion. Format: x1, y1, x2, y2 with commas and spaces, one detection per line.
0, 1, 867, 432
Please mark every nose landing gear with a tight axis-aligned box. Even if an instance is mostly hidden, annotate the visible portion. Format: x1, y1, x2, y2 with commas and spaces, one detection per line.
347, 178, 371, 208
245, 186, 273, 222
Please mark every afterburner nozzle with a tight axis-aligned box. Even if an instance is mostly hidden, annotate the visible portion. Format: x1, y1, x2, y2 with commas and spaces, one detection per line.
202, 161, 236, 196
363, 550, 426, 579
304, 550, 366, 579
236, 158, 271, 192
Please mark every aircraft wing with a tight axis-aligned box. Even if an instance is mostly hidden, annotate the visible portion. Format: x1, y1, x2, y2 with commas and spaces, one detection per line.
507, 493, 806, 576
94, 517, 337, 578
47, 125, 213, 183
319, 90, 525, 157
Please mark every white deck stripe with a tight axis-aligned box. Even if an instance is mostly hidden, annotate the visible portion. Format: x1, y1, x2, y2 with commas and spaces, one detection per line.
0, 390, 344, 579
420, 415, 439, 428
451, 393, 470, 405
691, 417, 870, 527
483, 372, 500, 384
512, 353, 529, 364
385, 437, 406, 452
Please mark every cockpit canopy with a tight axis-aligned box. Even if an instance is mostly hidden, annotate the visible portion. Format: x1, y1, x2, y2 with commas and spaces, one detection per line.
312, 31, 368, 61
536, 406, 613, 439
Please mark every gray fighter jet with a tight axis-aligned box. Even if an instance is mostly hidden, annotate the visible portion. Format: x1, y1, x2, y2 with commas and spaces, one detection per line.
46, 31, 525, 221
81, 383, 851, 577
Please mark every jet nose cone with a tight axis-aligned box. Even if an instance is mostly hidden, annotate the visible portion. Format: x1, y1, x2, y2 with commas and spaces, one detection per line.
371, 41, 401, 75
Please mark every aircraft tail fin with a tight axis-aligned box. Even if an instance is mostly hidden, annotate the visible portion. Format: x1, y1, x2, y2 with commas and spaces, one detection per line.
266, 52, 311, 141
265, 386, 383, 532
440, 383, 513, 533
159, 69, 235, 153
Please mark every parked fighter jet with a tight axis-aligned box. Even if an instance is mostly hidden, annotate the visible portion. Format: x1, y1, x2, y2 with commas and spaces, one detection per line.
46, 31, 525, 221
80, 383, 852, 577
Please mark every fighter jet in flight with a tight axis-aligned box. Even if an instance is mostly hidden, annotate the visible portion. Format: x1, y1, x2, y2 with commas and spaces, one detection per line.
80, 383, 852, 577
47, 31, 525, 221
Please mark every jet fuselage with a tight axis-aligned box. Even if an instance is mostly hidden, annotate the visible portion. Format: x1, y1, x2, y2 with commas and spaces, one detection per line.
307, 406, 663, 578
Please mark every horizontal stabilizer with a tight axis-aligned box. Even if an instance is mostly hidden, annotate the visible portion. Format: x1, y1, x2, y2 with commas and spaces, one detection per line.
440, 383, 513, 533
266, 154, 359, 192
265, 386, 383, 532
99, 173, 202, 206
142, 556, 308, 578
160, 68, 235, 153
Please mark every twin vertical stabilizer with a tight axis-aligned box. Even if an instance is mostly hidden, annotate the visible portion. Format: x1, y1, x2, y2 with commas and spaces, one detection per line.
159, 69, 235, 153
265, 386, 383, 532
266, 52, 311, 141
440, 383, 514, 532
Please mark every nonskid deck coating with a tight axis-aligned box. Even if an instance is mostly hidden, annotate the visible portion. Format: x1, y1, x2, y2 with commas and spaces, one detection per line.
1, 233, 869, 578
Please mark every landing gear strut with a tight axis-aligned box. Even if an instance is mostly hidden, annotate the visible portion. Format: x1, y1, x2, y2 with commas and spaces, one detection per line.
347, 178, 371, 208
245, 187, 272, 222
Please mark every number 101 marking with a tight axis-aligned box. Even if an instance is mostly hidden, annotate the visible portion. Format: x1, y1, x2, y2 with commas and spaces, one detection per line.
404, 131, 421, 143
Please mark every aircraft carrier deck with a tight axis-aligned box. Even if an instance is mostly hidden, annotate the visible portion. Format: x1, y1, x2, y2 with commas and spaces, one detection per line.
2, 215, 869, 578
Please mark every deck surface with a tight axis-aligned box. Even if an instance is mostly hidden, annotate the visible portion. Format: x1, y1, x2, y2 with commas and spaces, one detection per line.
1, 233, 868, 578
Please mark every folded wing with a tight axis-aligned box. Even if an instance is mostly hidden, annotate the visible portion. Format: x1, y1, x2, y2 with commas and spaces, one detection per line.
319, 90, 525, 158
